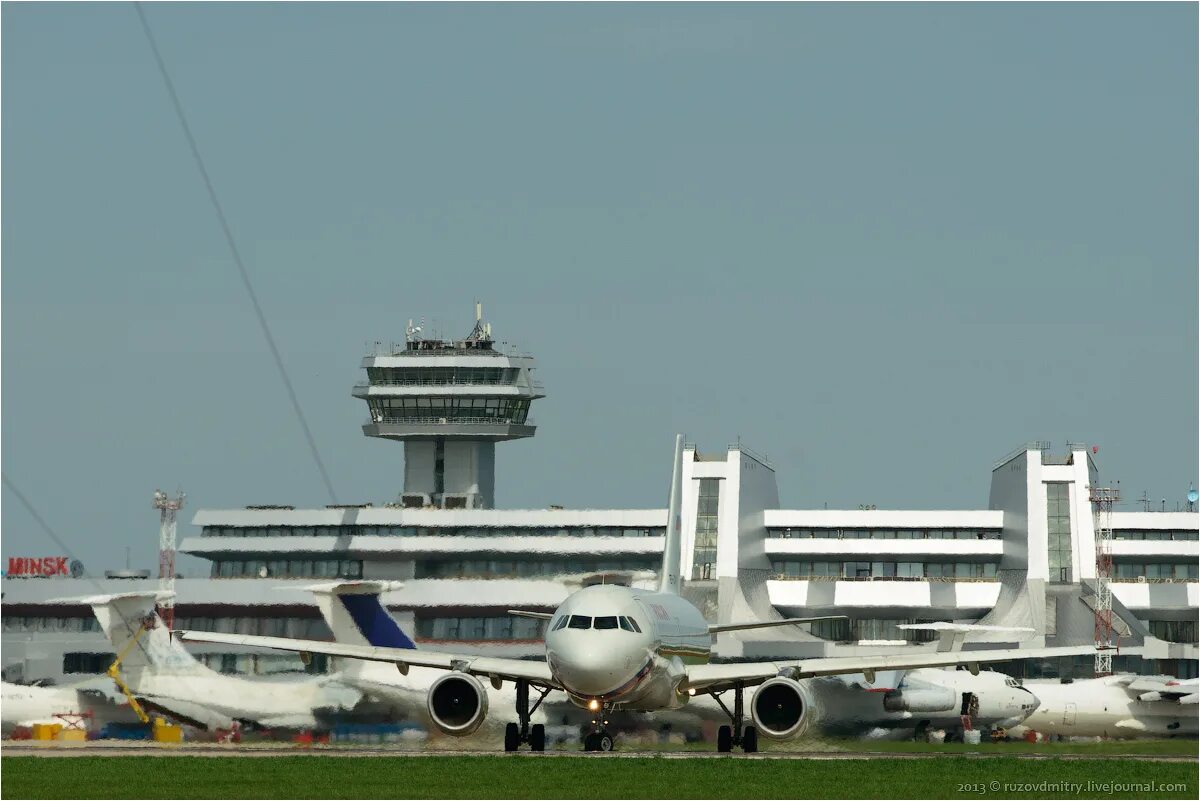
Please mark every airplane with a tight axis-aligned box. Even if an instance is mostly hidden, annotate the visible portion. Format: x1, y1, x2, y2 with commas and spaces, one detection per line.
805, 664, 1040, 740
179, 435, 1120, 753
292, 579, 561, 739
69, 591, 362, 732
1010, 674, 1198, 739
1, 678, 140, 736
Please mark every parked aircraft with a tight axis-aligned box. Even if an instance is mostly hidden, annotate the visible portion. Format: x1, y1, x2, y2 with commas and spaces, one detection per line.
1, 678, 139, 735
71, 591, 361, 732
803, 665, 1039, 740
180, 435, 1114, 753
1011, 674, 1198, 739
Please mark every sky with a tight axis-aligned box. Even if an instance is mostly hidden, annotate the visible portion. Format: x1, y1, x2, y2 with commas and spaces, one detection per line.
2, 2, 1197, 576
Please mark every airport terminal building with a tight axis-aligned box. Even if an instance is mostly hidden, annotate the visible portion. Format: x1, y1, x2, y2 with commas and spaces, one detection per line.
3, 313, 1197, 684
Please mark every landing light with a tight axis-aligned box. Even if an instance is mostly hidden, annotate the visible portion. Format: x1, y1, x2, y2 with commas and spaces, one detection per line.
688, 688, 696, 696
587, 699, 600, 712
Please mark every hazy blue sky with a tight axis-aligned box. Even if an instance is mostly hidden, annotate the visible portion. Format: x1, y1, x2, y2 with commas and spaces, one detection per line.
3, 2, 1196, 575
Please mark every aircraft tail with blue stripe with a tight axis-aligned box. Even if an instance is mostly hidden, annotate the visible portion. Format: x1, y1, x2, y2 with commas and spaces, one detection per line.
304, 581, 415, 650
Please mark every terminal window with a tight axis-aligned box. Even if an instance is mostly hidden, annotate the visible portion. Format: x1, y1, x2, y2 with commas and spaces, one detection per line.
691, 478, 720, 580
1045, 482, 1073, 583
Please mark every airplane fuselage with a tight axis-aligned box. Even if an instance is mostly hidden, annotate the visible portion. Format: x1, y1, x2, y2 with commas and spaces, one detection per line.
1014, 678, 1199, 739
125, 670, 360, 730
0, 681, 139, 735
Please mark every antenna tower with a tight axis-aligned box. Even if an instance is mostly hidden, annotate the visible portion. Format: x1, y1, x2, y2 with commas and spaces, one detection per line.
153, 489, 186, 629
1089, 482, 1120, 675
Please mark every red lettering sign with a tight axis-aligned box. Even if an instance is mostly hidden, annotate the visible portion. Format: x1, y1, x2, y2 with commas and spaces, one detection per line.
5, 556, 71, 577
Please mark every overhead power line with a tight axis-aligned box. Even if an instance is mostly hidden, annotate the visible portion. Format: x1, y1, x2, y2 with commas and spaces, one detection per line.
133, 2, 339, 504
2, 472, 103, 591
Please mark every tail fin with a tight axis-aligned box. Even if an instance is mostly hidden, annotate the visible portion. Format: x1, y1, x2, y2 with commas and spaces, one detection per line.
658, 434, 684, 595
80, 591, 207, 678
303, 581, 415, 649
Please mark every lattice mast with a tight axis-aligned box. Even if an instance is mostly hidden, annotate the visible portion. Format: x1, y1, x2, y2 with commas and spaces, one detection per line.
153, 489, 185, 629
1089, 484, 1120, 675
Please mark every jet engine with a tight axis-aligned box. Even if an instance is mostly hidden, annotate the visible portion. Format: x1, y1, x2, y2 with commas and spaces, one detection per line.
427, 673, 489, 736
882, 686, 956, 713
751, 677, 808, 739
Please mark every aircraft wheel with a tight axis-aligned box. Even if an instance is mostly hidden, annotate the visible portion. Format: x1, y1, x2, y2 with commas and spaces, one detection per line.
582, 733, 597, 751
717, 725, 732, 753
597, 732, 614, 752
504, 722, 519, 752
531, 723, 546, 752
741, 726, 758, 753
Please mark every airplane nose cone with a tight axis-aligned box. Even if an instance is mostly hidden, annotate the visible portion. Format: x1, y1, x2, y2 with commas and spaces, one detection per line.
552, 643, 633, 697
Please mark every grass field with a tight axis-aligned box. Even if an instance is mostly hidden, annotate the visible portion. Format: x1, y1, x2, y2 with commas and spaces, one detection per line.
622, 737, 1200, 757
2, 755, 1197, 799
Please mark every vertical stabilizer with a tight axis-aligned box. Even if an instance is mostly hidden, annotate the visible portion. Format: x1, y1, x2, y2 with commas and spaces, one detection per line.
304, 581, 414, 649
659, 434, 685, 595
83, 592, 208, 679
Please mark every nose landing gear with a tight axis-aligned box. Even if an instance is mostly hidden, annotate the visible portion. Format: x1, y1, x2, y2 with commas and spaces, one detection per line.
582, 702, 615, 752
708, 682, 759, 753
503, 679, 550, 752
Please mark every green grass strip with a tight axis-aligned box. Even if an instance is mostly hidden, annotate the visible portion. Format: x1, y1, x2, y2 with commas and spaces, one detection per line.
2, 755, 1197, 799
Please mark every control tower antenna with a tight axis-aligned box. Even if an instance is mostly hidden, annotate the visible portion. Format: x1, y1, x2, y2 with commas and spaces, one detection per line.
153, 489, 186, 629
1089, 479, 1120, 676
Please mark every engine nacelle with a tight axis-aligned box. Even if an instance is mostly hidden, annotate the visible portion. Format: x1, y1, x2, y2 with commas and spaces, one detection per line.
882, 687, 957, 713
427, 673, 489, 736
751, 677, 808, 739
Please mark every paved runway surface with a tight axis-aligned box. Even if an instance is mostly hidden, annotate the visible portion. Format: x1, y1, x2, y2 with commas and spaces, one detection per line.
3, 742, 1194, 762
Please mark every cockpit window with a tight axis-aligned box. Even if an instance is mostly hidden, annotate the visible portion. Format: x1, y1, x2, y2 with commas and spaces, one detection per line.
620, 616, 642, 633
594, 616, 619, 630
551, 616, 569, 631
567, 615, 592, 629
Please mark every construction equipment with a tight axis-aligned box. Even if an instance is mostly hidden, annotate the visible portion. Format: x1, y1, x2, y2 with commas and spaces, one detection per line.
105, 615, 184, 742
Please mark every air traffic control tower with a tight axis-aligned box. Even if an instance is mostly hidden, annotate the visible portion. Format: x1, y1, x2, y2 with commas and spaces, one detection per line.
354, 304, 544, 509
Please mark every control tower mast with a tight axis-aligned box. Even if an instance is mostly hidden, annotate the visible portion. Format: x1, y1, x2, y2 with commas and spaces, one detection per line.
354, 303, 544, 509
153, 489, 185, 629
1089, 483, 1120, 676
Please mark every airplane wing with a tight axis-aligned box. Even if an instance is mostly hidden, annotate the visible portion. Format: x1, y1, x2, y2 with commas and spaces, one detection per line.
1121, 676, 1198, 704
707, 615, 847, 635
507, 610, 555, 621
175, 631, 559, 688
681, 645, 1131, 694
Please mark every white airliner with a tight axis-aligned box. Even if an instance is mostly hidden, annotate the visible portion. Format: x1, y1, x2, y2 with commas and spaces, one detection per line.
180, 435, 1115, 753
1, 679, 140, 736
72, 591, 361, 732
296, 579, 558, 739
1011, 674, 1198, 739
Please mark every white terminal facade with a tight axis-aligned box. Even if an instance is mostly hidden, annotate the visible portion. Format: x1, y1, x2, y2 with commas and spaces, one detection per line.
3, 310, 1197, 684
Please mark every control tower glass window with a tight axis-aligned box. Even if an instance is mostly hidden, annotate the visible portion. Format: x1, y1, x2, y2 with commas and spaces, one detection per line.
368, 397, 530, 424
366, 367, 517, 386
1046, 482, 1073, 583
691, 478, 720, 580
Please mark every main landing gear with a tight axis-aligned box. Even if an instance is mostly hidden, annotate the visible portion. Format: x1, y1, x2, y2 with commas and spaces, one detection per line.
504, 679, 550, 752
708, 682, 758, 753
582, 702, 615, 752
